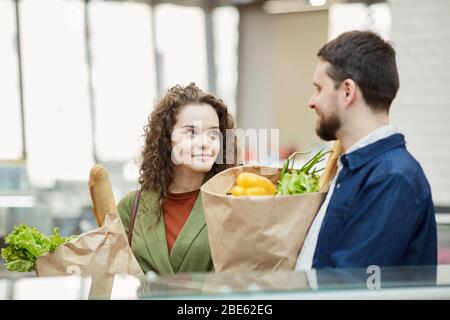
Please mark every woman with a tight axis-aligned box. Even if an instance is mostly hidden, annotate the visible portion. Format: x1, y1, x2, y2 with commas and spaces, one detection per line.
117, 83, 239, 274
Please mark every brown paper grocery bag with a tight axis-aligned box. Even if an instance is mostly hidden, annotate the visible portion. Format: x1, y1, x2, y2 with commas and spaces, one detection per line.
35, 165, 143, 277
201, 165, 327, 272
35, 213, 143, 277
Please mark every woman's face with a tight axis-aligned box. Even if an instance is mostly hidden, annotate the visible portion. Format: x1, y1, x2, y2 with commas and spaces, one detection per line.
171, 103, 221, 173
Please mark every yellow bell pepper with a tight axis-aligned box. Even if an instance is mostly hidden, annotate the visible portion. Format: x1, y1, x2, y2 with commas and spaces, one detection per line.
231, 172, 276, 196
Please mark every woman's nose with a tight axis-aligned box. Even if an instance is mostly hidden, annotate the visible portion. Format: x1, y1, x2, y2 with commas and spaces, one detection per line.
194, 134, 208, 149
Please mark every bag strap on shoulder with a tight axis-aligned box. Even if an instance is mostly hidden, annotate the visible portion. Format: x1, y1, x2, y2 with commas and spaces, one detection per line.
127, 190, 142, 246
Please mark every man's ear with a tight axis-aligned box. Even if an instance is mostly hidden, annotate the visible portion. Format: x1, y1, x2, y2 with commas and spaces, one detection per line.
342, 79, 357, 107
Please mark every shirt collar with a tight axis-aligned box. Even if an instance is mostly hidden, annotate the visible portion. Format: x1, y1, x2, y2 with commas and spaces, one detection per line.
338, 125, 405, 171
346, 124, 398, 154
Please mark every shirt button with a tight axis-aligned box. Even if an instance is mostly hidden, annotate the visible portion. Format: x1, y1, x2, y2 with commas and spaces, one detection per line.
336, 183, 341, 189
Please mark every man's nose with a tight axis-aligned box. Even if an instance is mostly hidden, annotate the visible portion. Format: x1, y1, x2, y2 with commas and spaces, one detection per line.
308, 96, 316, 109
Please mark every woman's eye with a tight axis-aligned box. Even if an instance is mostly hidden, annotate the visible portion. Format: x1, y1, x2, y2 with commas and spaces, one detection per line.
209, 131, 221, 139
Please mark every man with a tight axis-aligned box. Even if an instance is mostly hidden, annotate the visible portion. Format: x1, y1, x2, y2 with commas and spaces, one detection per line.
296, 31, 437, 270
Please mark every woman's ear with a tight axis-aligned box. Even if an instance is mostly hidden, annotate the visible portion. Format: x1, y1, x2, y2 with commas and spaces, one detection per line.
342, 79, 357, 107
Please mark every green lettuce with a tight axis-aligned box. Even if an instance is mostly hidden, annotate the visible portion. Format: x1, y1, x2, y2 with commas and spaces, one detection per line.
1, 224, 76, 272
276, 149, 329, 195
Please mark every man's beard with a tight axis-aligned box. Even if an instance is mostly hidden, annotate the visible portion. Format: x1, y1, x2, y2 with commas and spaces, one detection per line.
316, 111, 341, 141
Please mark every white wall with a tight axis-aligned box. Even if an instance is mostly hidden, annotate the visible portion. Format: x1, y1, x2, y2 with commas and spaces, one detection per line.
237, 6, 328, 152
389, 0, 450, 206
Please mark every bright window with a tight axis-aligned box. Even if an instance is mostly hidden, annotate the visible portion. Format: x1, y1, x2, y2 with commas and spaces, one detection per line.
89, 0, 157, 162
155, 4, 208, 91
213, 6, 239, 118
20, 0, 93, 186
0, 0, 22, 160
329, 2, 391, 40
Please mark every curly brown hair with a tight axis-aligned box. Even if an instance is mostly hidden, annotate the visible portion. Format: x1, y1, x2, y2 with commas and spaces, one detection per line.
139, 83, 239, 198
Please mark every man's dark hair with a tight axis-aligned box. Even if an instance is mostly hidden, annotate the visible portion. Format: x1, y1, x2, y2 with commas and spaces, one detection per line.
318, 30, 399, 113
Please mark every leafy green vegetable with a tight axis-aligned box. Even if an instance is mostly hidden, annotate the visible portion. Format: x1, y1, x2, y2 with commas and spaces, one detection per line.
1, 224, 76, 272
277, 149, 330, 195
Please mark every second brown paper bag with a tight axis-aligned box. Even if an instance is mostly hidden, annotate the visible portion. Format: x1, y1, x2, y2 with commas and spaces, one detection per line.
35, 165, 143, 277
201, 165, 327, 272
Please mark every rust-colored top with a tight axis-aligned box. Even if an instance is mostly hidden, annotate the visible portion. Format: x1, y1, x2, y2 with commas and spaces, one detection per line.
162, 189, 200, 253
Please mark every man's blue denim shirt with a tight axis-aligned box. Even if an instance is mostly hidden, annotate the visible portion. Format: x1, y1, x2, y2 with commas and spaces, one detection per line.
312, 133, 437, 268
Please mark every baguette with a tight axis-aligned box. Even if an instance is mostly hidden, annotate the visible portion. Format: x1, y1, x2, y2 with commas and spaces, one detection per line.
89, 165, 118, 227
318, 140, 344, 192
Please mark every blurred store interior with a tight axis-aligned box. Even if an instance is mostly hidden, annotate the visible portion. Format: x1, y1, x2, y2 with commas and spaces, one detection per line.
1, 0, 450, 265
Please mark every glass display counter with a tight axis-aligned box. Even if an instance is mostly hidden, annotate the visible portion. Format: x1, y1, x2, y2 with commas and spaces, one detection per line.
1, 264, 450, 300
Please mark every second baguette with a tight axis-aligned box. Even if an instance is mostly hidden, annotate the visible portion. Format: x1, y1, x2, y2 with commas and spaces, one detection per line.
89, 165, 118, 227
318, 140, 344, 192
